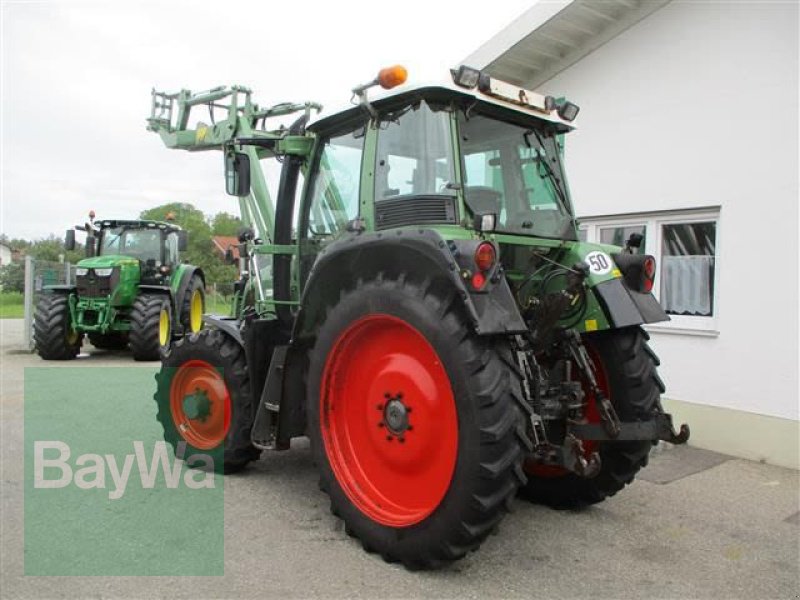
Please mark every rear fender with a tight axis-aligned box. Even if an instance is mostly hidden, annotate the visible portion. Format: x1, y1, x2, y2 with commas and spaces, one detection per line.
560, 242, 669, 330
293, 229, 528, 341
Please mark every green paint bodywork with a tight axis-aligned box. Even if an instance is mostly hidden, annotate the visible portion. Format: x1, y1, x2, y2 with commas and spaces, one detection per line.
147, 84, 645, 335
56, 221, 199, 336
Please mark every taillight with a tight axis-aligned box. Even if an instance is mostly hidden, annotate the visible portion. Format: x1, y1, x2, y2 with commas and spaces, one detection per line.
642, 256, 656, 292
474, 242, 496, 272
643, 256, 656, 278
471, 271, 486, 290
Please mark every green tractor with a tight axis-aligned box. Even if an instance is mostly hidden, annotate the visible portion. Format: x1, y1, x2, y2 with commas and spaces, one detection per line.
34, 214, 206, 360
148, 66, 689, 568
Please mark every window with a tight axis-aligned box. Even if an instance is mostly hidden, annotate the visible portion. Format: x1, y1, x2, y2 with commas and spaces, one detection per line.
100, 227, 163, 264
598, 225, 646, 252
458, 113, 576, 240
580, 209, 720, 334
166, 232, 179, 264
375, 102, 456, 200
306, 129, 364, 238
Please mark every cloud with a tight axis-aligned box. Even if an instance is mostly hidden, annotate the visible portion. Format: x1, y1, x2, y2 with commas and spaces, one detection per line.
1, 0, 532, 239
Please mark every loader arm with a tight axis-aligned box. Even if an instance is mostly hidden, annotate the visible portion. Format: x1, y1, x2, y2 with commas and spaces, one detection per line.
146, 85, 320, 244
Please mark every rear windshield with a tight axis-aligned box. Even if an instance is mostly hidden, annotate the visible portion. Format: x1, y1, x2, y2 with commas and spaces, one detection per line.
457, 113, 576, 240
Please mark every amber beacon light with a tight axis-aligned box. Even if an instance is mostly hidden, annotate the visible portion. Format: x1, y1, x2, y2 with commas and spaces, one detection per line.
377, 65, 408, 90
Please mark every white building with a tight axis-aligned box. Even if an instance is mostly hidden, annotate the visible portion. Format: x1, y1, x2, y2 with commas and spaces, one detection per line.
0, 242, 12, 266
464, 0, 799, 469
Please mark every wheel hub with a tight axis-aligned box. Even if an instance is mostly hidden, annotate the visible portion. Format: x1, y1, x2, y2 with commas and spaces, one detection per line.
382, 394, 410, 436
182, 388, 211, 421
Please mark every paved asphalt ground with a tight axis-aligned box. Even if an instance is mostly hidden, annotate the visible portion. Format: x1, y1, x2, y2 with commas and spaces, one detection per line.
1, 318, 798, 599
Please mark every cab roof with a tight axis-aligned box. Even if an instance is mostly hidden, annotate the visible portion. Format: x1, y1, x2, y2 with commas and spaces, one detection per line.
96, 219, 182, 232
308, 79, 577, 136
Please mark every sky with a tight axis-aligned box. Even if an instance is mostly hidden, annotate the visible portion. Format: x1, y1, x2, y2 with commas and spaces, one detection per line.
1, 0, 533, 240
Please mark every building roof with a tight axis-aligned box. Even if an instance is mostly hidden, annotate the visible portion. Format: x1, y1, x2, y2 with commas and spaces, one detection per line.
461, 0, 670, 89
212, 236, 240, 259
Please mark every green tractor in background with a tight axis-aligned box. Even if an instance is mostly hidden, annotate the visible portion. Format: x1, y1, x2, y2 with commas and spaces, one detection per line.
34, 212, 205, 360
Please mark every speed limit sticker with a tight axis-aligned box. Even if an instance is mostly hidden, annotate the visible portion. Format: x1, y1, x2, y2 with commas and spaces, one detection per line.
585, 251, 613, 275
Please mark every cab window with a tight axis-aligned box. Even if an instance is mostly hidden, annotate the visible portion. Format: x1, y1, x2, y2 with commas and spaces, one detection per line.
374, 102, 456, 200
305, 129, 364, 237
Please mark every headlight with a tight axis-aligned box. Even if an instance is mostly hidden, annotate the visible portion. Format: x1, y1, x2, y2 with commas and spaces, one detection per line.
75, 268, 88, 276
94, 268, 113, 277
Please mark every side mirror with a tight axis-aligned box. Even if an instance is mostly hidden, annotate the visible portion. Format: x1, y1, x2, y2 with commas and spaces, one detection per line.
224, 151, 251, 197
177, 230, 188, 252
224, 246, 235, 265
65, 229, 76, 251
85, 235, 96, 258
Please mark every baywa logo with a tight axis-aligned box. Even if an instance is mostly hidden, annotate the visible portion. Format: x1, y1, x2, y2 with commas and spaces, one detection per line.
33, 440, 215, 500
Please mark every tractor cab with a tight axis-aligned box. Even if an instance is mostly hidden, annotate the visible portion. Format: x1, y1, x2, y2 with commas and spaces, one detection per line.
301, 78, 579, 242
88, 219, 187, 283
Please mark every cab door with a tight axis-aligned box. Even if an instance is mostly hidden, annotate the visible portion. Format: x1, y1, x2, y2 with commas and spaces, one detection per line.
298, 124, 368, 288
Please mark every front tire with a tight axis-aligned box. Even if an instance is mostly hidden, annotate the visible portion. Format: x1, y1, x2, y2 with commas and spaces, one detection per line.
180, 275, 205, 335
520, 326, 662, 509
129, 293, 170, 361
154, 329, 260, 472
307, 277, 529, 569
34, 294, 81, 360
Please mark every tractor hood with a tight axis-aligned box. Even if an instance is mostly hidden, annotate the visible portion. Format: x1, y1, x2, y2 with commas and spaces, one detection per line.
77, 255, 140, 269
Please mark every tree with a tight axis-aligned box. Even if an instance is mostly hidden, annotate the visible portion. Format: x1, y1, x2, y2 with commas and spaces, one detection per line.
0, 262, 24, 293
211, 212, 242, 237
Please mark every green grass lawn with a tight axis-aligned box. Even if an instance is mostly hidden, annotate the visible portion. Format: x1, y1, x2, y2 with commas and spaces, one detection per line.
205, 294, 233, 317
0, 291, 25, 318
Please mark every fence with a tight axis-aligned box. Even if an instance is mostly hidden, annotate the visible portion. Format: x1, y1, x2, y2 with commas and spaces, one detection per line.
206, 282, 235, 317
22, 256, 76, 351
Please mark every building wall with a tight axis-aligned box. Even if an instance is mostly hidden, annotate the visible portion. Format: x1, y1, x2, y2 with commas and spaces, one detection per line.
533, 1, 798, 459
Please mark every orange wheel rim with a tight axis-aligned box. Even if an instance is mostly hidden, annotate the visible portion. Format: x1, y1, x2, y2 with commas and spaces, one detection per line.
169, 360, 231, 450
320, 314, 458, 527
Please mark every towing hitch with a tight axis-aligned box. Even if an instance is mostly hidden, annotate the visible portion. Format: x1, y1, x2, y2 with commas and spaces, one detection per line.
569, 412, 691, 444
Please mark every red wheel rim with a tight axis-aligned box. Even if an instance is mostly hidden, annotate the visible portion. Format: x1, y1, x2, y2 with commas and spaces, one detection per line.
525, 341, 609, 478
170, 360, 231, 450
320, 314, 458, 527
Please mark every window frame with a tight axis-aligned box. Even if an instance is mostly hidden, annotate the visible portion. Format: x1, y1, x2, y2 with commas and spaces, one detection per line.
301, 128, 365, 240
579, 208, 721, 336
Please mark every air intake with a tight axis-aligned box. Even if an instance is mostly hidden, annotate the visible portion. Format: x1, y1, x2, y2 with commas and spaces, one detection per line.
375, 196, 457, 230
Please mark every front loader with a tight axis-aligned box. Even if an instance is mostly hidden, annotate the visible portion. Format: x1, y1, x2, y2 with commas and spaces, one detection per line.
147, 66, 689, 568
34, 214, 205, 360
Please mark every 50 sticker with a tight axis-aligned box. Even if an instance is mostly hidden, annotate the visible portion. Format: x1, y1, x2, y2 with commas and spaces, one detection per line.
584, 251, 613, 275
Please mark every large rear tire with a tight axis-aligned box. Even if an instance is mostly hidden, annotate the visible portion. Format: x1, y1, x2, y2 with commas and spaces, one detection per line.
34, 294, 81, 360
129, 293, 170, 361
307, 276, 529, 569
154, 329, 261, 473
520, 326, 661, 509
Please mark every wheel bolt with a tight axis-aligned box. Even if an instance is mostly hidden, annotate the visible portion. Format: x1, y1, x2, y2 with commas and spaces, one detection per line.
407, 425, 414, 431
378, 422, 384, 428
386, 435, 393, 442
376, 404, 383, 410
399, 437, 405, 444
